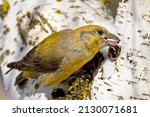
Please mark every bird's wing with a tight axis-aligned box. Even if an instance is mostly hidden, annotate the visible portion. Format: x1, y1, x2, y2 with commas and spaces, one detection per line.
7, 46, 64, 73
7, 29, 73, 73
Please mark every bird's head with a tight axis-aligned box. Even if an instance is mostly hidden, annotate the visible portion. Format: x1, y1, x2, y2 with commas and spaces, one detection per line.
74, 25, 120, 51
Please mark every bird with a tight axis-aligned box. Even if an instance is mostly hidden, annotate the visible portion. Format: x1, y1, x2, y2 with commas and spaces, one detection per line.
6, 25, 120, 87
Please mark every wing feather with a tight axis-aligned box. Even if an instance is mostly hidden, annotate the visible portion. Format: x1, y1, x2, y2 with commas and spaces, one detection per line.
7, 29, 73, 73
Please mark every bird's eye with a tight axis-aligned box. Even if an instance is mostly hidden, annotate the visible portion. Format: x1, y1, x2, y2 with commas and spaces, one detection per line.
96, 30, 103, 35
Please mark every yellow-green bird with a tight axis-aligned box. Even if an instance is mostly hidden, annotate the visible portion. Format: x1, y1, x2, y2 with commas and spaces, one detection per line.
6, 25, 120, 87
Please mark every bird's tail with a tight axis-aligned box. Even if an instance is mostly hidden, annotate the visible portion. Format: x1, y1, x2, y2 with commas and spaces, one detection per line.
7, 61, 25, 70
5, 68, 13, 75
5, 61, 23, 75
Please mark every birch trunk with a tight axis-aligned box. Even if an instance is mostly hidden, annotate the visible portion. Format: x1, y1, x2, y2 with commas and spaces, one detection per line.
91, 0, 150, 100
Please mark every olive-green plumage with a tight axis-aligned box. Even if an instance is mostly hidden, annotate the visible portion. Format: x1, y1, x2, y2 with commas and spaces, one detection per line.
7, 25, 120, 87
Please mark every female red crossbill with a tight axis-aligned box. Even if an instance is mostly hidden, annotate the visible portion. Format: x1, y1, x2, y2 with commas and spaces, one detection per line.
6, 25, 120, 87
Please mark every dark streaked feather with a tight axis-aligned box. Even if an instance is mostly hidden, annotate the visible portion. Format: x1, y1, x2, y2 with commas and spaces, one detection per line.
7, 29, 73, 73
14, 72, 28, 89
14, 72, 25, 86
7, 52, 63, 73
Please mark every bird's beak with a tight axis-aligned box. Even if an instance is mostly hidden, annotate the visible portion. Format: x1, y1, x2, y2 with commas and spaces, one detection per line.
106, 33, 120, 47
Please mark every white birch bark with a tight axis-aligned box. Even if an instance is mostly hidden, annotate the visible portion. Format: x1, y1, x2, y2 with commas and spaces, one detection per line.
91, 0, 150, 100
